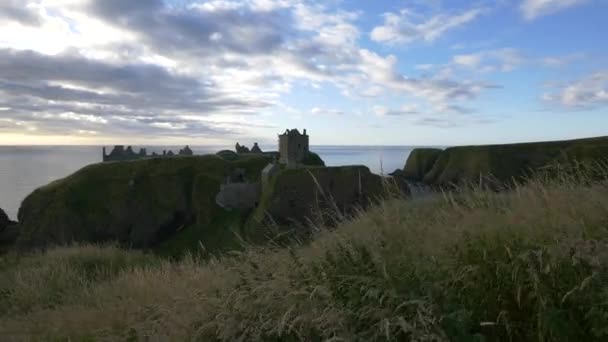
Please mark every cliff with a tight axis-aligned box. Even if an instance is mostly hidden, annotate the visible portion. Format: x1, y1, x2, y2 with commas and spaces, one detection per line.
16, 155, 273, 255
402, 136, 608, 186
250, 166, 385, 231
401, 148, 443, 180
0, 208, 18, 252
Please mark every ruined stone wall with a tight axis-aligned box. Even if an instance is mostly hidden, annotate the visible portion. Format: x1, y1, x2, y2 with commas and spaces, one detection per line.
215, 183, 261, 210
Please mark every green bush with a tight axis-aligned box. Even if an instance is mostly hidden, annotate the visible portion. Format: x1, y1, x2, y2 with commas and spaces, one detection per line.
301, 151, 326, 167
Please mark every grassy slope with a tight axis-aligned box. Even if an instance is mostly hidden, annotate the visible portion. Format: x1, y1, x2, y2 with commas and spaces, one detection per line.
2, 171, 608, 340
409, 136, 608, 185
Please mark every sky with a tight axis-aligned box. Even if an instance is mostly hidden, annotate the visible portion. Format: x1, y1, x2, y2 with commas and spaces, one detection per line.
0, 0, 607, 146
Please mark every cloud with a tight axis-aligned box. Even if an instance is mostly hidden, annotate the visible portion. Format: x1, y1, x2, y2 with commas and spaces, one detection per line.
354, 49, 495, 111
540, 53, 586, 66
310, 107, 345, 115
0, 1, 42, 25
0, 48, 269, 138
371, 7, 485, 45
0, 0, 499, 141
542, 71, 608, 109
87, 0, 288, 56
452, 48, 525, 72
373, 105, 419, 116
521, 0, 588, 20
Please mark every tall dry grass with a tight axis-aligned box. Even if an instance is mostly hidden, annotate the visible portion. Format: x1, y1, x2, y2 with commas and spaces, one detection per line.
1, 169, 608, 341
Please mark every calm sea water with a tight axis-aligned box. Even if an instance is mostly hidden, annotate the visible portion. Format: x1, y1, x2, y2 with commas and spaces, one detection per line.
0, 145, 420, 220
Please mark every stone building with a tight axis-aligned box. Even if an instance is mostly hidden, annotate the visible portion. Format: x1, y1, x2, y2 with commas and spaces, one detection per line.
251, 142, 263, 153
235, 143, 250, 154
103, 145, 147, 162
179, 145, 193, 156
278, 128, 309, 168
102, 145, 193, 162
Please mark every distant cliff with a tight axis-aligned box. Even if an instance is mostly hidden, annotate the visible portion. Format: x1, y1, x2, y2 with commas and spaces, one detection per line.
400, 136, 608, 186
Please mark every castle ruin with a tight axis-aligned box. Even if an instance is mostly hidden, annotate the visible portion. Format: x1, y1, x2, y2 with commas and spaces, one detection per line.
102, 145, 194, 162
278, 128, 309, 168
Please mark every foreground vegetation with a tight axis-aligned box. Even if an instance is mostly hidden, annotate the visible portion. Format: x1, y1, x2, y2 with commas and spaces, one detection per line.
1, 169, 608, 341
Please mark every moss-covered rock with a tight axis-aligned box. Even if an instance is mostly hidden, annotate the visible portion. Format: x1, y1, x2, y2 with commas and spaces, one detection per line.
418, 136, 608, 186
402, 148, 443, 181
16, 155, 273, 254
0, 208, 11, 231
216, 150, 239, 161
251, 166, 384, 229
0, 208, 18, 252
301, 151, 326, 167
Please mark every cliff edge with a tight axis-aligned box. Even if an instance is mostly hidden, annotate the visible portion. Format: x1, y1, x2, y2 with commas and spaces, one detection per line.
16, 155, 273, 255
400, 136, 608, 186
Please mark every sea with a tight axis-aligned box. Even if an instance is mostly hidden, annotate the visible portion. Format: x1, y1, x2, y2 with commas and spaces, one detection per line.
0, 145, 423, 220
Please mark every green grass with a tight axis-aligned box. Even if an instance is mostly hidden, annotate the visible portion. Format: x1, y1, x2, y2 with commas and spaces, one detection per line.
1, 169, 608, 340
412, 136, 608, 186
402, 148, 443, 181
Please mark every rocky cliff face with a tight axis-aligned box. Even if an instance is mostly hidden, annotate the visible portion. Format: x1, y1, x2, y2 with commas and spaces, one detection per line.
16, 155, 273, 253
401, 148, 443, 181
0, 208, 18, 251
0, 208, 10, 230
251, 166, 386, 228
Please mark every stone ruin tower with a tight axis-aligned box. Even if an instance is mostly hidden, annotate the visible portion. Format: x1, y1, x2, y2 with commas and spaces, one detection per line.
278, 128, 309, 168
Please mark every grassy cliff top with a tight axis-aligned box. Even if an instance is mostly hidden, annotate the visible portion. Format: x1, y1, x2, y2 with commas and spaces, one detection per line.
401, 136, 608, 185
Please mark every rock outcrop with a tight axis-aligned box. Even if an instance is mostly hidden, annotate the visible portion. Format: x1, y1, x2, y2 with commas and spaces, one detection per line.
0, 207, 18, 251
252, 166, 385, 227
0, 207, 11, 230
16, 155, 273, 254
301, 152, 326, 167
216, 150, 239, 161
402, 148, 443, 181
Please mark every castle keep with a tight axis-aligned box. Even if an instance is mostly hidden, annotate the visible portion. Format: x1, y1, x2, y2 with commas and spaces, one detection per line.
279, 128, 309, 167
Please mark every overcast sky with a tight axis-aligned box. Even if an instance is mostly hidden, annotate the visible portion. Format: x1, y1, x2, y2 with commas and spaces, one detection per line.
0, 0, 607, 146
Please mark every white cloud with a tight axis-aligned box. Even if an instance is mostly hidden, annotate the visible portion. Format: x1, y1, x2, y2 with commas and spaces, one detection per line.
371, 7, 485, 45
543, 71, 608, 109
0, 0, 499, 141
373, 104, 419, 116
452, 48, 525, 72
453, 54, 482, 68
311, 107, 344, 115
521, 0, 588, 20
540, 53, 586, 66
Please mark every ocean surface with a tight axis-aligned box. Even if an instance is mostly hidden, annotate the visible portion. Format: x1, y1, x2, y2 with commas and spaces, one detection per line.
0, 145, 422, 220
